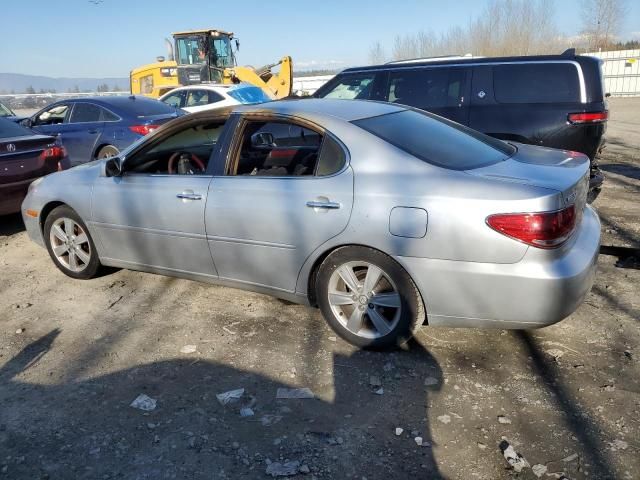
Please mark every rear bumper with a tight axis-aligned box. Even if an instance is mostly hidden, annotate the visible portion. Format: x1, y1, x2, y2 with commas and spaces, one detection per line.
0, 178, 33, 216
396, 205, 601, 329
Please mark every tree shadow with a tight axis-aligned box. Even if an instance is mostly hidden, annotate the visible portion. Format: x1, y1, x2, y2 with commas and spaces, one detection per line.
0, 330, 443, 479
514, 331, 618, 479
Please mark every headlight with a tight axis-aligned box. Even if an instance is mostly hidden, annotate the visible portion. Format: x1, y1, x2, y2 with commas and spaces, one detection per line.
28, 177, 44, 193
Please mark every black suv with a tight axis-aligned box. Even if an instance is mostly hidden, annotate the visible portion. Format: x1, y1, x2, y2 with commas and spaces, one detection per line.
314, 49, 607, 201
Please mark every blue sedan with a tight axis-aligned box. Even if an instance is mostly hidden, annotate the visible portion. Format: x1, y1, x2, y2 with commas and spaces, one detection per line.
22, 96, 181, 166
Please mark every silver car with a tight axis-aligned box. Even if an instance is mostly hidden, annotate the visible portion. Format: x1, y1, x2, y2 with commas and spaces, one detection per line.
21, 99, 600, 348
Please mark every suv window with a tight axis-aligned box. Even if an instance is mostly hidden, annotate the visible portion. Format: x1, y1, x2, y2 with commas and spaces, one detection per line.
231, 120, 325, 176
163, 91, 184, 108
493, 63, 580, 103
386, 68, 467, 109
320, 73, 375, 100
353, 109, 515, 170
70, 103, 102, 123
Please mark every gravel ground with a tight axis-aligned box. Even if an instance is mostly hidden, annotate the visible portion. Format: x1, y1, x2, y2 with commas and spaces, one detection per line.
1, 98, 638, 480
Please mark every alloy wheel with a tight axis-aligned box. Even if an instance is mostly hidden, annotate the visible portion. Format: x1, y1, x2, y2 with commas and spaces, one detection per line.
49, 217, 92, 273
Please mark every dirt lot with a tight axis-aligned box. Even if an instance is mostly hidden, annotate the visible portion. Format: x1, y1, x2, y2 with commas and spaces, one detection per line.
1, 98, 638, 480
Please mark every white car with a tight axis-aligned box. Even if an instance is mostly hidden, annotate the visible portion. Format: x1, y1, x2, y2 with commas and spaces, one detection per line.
159, 83, 273, 113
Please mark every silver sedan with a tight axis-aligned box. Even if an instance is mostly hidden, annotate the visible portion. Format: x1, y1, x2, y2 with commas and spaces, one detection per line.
21, 99, 600, 348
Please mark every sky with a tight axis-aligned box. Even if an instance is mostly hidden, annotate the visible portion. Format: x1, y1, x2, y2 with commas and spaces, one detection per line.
1, 0, 639, 78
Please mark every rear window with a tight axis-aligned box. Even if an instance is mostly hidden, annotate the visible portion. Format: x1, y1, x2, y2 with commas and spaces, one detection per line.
493, 63, 580, 103
0, 118, 32, 138
228, 86, 272, 104
126, 99, 176, 117
353, 109, 515, 170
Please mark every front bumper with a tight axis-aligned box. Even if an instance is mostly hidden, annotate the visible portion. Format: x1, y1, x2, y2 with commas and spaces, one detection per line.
396, 205, 601, 329
21, 193, 45, 248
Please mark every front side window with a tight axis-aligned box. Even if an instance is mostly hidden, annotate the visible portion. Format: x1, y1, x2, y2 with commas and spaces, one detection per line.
176, 36, 207, 65
126, 120, 227, 175
210, 37, 233, 68
69, 103, 102, 123
353, 109, 514, 170
230, 120, 324, 176
386, 68, 467, 109
0, 103, 15, 117
318, 73, 376, 100
34, 104, 70, 126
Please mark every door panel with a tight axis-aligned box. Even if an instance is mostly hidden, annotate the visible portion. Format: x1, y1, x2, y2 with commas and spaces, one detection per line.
205, 170, 353, 292
91, 174, 216, 277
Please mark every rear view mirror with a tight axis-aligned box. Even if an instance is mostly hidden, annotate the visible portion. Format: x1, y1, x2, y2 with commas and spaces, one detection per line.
102, 157, 122, 177
251, 132, 275, 149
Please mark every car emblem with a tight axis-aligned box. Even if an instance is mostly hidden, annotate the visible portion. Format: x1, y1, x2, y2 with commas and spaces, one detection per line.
6, 143, 16, 152
477, 90, 486, 99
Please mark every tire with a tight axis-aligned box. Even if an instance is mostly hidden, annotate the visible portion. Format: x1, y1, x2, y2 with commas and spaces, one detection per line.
96, 145, 119, 159
44, 205, 102, 279
316, 246, 425, 349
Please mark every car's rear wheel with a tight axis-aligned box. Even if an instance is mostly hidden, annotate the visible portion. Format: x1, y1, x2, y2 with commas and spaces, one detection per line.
316, 246, 424, 349
97, 145, 119, 159
44, 205, 102, 279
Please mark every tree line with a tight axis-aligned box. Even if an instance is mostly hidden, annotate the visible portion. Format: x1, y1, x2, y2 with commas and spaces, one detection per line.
369, 0, 634, 64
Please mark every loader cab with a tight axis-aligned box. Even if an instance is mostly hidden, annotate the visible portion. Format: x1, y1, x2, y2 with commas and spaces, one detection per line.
174, 30, 237, 86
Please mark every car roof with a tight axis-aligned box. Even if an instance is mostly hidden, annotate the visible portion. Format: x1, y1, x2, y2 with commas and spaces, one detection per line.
233, 98, 406, 122
62, 95, 161, 108
339, 51, 599, 73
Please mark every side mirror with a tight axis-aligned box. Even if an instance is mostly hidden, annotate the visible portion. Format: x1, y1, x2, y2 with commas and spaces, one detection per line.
250, 132, 275, 149
20, 118, 32, 128
102, 157, 122, 177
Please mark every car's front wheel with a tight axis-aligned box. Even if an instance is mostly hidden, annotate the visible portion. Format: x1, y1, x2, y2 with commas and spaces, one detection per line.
44, 205, 102, 279
316, 246, 424, 349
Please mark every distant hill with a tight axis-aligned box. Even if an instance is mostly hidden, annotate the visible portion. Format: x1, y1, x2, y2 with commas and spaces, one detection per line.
0, 73, 129, 93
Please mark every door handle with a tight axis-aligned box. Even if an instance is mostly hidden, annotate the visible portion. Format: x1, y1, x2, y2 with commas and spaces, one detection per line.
306, 200, 340, 209
176, 192, 202, 200
87, 129, 99, 134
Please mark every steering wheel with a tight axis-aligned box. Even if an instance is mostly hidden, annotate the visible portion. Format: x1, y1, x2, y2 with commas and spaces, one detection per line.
168, 151, 206, 175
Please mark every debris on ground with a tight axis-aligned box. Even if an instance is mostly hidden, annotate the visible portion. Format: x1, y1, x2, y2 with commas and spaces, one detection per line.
15, 328, 24, 334
532, 464, 548, 477
437, 414, 451, 424
414, 436, 423, 446
276, 388, 314, 399
611, 439, 628, 450
265, 460, 307, 477
179, 344, 197, 354
497, 415, 512, 424
374, 387, 384, 395
216, 388, 244, 406
240, 407, 254, 417
424, 376, 438, 386
499, 440, 530, 473
562, 453, 579, 462
260, 415, 283, 426
395, 427, 403, 436
130, 393, 157, 411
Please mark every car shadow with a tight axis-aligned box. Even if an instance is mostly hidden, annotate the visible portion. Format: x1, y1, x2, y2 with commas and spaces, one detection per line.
0, 213, 25, 237
0, 330, 444, 479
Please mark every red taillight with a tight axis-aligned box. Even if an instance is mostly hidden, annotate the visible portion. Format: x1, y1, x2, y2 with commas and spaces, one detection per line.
129, 124, 159, 136
486, 205, 577, 249
567, 111, 608, 124
39, 146, 66, 161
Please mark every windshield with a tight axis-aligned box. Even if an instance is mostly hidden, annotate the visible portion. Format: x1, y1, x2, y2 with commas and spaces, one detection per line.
175, 34, 234, 68
228, 86, 273, 104
353, 109, 515, 171
0, 102, 15, 117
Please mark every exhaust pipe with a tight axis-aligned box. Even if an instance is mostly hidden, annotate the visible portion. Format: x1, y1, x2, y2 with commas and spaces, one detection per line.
164, 38, 175, 61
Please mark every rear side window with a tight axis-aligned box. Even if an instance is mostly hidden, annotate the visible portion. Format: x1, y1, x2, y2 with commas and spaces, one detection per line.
493, 63, 580, 103
353, 109, 515, 170
386, 68, 467, 109
319, 73, 375, 100
70, 103, 102, 123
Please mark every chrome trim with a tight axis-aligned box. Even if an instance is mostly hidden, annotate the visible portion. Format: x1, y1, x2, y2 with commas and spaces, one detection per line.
306, 200, 341, 209
206, 234, 296, 249
0, 148, 45, 157
341, 60, 588, 104
176, 192, 202, 200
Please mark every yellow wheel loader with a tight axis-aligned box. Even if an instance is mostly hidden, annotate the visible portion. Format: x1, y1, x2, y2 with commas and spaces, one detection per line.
130, 29, 292, 99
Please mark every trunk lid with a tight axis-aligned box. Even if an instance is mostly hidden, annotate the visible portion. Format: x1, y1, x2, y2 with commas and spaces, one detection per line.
467, 142, 590, 214
0, 134, 59, 184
